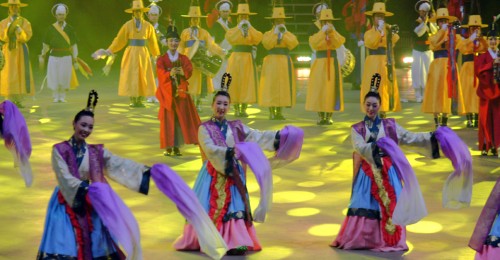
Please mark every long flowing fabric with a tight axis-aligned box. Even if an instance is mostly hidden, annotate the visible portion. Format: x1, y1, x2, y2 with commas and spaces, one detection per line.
0, 100, 33, 187
235, 142, 272, 223
435, 126, 473, 209
469, 177, 500, 252
151, 164, 228, 260
269, 125, 304, 169
88, 183, 142, 260
377, 137, 428, 226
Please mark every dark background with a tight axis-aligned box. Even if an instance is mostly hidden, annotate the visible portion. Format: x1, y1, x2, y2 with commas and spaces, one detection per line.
15, 0, 498, 71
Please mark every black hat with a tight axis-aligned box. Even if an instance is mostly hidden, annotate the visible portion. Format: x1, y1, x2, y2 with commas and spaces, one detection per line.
166, 25, 179, 39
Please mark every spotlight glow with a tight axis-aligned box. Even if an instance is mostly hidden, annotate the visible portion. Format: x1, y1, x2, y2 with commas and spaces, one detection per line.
287, 207, 321, 217
403, 56, 414, 64
308, 224, 341, 237
297, 56, 311, 62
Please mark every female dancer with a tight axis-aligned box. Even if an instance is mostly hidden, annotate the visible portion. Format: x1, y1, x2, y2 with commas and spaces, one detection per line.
332, 74, 472, 251
174, 73, 303, 256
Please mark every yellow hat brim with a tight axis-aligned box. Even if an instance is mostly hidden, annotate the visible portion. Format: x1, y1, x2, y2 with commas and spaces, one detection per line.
365, 10, 394, 17
264, 16, 292, 19
462, 24, 488, 28
429, 16, 458, 23
0, 3, 27, 7
231, 12, 257, 15
125, 7, 150, 13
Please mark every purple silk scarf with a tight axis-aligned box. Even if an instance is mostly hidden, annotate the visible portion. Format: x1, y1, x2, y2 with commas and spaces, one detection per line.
235, 142, 273, 223
0, 100, 32, 186
469, 177, 500, 252
88, 182, 142, 260
151, 164, 228, 260
270, 125, 304, 168
434, 126, 473, 209
377, 137, 428, 226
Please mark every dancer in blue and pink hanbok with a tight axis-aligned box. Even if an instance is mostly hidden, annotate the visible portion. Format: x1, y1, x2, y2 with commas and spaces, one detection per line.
332, 74, 473, 252
174, 73, 304, 256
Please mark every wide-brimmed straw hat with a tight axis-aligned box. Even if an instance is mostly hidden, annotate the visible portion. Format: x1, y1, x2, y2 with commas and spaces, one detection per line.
181, 6, 207, 18
125, 0, 150, 13
429, 7, 457, 23
215, 0, 233, 11
319, 9, 340, 21
365, 2, 394, 17
231, 3, 257, 15
265, 7, 291, 19
0, 0, 27, 7
462, 15, 488, 28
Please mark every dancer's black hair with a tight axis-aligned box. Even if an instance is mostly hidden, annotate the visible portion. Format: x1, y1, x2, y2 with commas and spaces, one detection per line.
364, 73, 382, 103
73, 90, 99, 123
212, 73, 232, 103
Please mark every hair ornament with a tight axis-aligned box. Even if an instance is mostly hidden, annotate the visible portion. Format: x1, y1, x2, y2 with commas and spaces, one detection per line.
86, 90, 99, 112
369, 73, 381, 93
220, 73, 232, 92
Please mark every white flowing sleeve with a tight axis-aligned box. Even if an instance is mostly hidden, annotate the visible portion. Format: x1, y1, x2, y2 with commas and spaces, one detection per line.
52, 146, 82, 206
351, 127, 376, 165
103, 148, 148, 192
242, 124, 277, 152
396, 123, 432, 147
199, 125, 228, 173
414, 22, 427, 37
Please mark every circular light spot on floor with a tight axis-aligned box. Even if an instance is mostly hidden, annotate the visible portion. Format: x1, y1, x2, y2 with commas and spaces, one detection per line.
287, 207, 320, 217
109, 108, 129, 112
406, 120, 431, 125
273, 191, 316, 203
308, 224, 340, 237
406, 220, 443, 234
297, 181, 324, 188
256, 246, 293, 259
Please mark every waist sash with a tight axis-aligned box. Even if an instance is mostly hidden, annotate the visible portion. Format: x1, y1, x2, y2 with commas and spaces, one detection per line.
316, 50, 338, 58
129, 39, 147, 46
186, 40, 206, 48
233, 45, 253, 53
462, 54, 474, 62
434, 50, 448, 59
369, 47, 387, 55
268, 48, 289, 55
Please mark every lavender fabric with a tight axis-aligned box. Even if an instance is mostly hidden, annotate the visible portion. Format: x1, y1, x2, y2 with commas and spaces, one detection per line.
377, 137, 428, 226
469, 177, 500, 252
0, 100, 32, 187
270, 125, 304, 168
235, 142, 272, 223
434, 126, 473, 209
88, 182, 142, 259
151, 164, 227, 260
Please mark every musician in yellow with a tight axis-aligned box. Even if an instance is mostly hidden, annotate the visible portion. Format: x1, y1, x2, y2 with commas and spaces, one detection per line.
0, 0, 34, 108
360, 1, 401, 117
421, 7, 465, 127
225, 1, 262, 117
93, 0, 159, 108
40, 3, 79, 103
258, 5, 298, 120
305, 8, 345, 125
457, 15, 488, 128
179, 2, 225, 112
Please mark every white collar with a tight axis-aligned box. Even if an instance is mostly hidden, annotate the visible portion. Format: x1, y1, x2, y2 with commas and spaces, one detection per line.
167, 50, 179, 62
488, 48, 498, 59
217, 18, 229, 29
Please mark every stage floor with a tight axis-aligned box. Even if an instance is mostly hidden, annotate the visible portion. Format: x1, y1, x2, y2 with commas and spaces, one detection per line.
0, 70, 498, 259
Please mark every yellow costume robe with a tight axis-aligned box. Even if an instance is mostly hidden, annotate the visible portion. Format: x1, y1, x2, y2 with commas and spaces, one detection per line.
178, 27, 224, 96
457, 36, 487, 113
422, 29, 465, 114
258, 28, 298, 107
107, 19, 159, 97
305, 28, 345, 112
225, 25, 263, 104
360, 27, 401, 113
0, 16, 34, 97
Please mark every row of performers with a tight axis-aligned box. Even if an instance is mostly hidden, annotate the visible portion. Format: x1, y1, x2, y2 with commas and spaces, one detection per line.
0, 0, 498, 156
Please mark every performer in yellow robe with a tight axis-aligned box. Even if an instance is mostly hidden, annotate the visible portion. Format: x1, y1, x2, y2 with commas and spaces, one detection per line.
421, 7, 465, 127
360, 2, 400, 117
305, 8, 345, 125
457, 15, 488, 127
258, 6, 298, 120
179, 3, 225, 112
93, 0, 159, 108
0, 0, 34, 108
225, 2, 262, 117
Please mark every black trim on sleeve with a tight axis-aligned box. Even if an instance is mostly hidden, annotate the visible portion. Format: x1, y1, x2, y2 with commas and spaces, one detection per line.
139, 168, 151, 195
